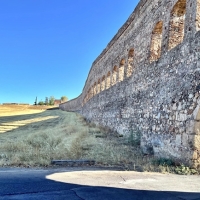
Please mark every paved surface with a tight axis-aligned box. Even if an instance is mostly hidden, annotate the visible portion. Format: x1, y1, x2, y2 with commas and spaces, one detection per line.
0, 167, 200, 200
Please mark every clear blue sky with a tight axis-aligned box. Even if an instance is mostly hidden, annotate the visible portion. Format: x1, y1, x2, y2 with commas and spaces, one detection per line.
0, 0, 139, 104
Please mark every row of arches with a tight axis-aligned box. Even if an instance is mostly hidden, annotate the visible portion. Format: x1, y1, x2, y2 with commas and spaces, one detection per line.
83, 49, 134, 104
197, 0, 200, 31
150, 0, 200, 63
84, 0, 200, 104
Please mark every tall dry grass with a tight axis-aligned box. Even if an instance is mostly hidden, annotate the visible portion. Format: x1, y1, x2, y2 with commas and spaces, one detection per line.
0, 106, 145, 168
0, 107, 95, 166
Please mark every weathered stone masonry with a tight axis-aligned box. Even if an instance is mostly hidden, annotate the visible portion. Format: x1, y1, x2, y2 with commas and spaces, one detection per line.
60, 0, 200, 167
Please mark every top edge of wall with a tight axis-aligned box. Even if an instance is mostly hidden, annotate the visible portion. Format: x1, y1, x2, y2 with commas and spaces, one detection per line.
81, 0, 149, 93
92, 0, 148, 66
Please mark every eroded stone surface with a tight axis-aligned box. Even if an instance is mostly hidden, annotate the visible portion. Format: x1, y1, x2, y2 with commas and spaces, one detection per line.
60, 0, 200, 167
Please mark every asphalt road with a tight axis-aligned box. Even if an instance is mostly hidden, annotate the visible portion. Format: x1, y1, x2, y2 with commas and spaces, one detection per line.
0, 167, 200, 200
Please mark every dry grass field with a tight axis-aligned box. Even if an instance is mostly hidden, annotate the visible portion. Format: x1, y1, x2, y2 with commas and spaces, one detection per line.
0, 105, 95, 166
0, 105, 144, 168
0, 105, 199, 174
0, 105, 57, 134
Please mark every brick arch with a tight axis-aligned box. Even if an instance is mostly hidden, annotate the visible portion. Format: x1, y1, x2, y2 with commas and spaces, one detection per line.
83, 96, 86, 104
112, 66, 118, 86
97, 78, 101, 94
119, 59, 125, 82
149, 21, 163, 63
87, 89, 90, 100
86, 93, 88, 103
168, 0, 186, 50
93, 82, 97, 96
90, 86, 94, 99
106, 71, 111, 89
88, 88, 91, 100
101, 75, 106, 91
196, 0, 200, 31
127, 49, 134, 78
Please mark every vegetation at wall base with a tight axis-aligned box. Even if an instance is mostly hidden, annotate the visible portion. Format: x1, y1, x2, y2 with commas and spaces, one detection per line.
127, 129, 141, 147
151, 158, 199, 175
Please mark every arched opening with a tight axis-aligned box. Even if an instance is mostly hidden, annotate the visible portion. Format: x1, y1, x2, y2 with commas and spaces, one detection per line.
127, 49, 134, 78
93, 82, 97, 96
87, 91, 90, 101
85, 95, 87, 103
97, 79, 101, 94
197, 0, 200, 31
90, 86, 94, 99
150, 21, 163, 63
168, 0, 186, 50
88, 89, 91, 100
101, 76, 106, 91
90, 88, 93, 99
119, 59, 125, 82
106, 71, 111, 89
112, 66, 118, 86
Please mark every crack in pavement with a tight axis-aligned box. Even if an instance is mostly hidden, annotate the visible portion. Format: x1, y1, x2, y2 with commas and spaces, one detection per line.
120, 175, 126, 182
71, 188, 86, 200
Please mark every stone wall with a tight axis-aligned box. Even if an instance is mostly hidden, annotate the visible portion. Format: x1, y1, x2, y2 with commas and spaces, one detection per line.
60, 0, 200, 167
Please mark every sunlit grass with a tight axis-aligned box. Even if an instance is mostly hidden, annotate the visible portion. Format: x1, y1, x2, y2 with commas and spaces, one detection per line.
0, 105, 97, 166
0, 116, 59, 133
0, 105, 199, 174
0, 105, 45, 117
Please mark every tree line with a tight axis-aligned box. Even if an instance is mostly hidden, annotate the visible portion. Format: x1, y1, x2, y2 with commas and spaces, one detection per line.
34, 96, 68, 106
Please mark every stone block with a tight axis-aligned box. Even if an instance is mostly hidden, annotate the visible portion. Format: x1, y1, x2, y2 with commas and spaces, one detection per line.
186, 121, 195, 134
189, 94, 194, 99
182, 133, 188, 146
176, 135, 182, 146
179, 113, 187, 122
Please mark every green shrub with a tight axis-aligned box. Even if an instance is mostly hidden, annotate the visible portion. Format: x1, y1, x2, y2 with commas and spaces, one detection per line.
175, 164, 198, 175
127, 129, 141, 146
152, 158, 175, 167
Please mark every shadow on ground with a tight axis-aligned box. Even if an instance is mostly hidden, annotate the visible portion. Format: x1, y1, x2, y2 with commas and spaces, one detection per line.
0, 109, 58, 123
0, 109, 62, 134
0, 168, 199, 200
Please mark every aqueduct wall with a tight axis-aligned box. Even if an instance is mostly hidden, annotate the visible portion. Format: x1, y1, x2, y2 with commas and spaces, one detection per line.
60, 0, 200, 167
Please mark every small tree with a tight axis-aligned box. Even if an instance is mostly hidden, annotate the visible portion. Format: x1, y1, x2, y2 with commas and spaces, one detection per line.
34, 96, 38, 105
45, 97, 49, 105
61, 96, 68, 103
49, 96, 55, 105
38, 101, 44, 105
